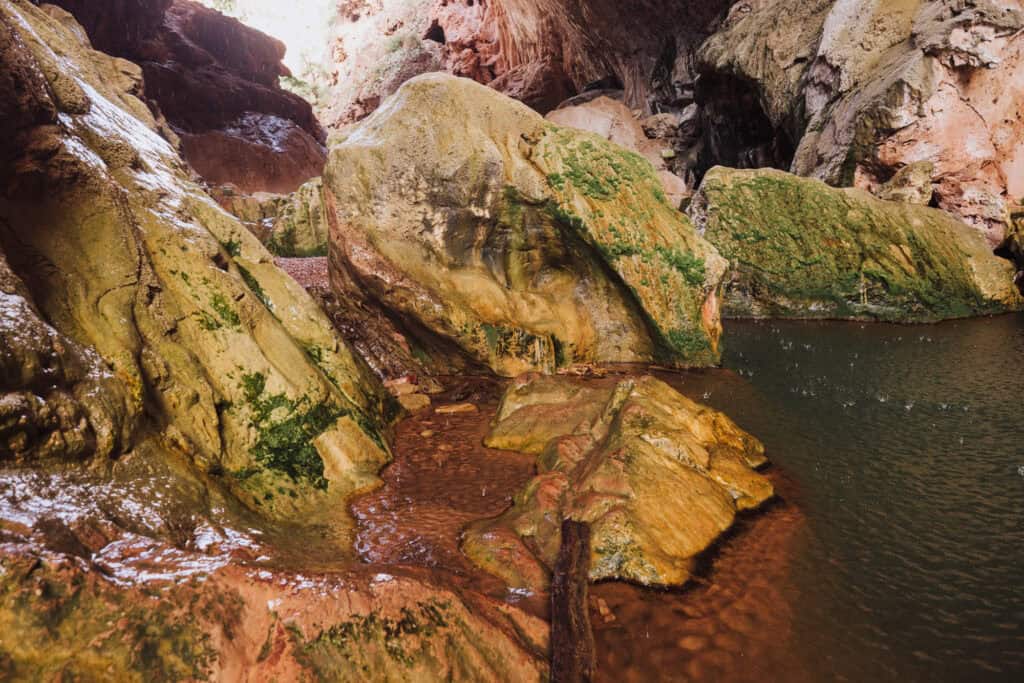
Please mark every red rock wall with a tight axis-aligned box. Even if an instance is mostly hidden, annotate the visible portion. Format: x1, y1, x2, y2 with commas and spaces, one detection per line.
49, 0, 326, 193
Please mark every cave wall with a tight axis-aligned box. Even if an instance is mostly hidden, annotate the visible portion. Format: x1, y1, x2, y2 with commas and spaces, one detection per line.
49, 0, 327, 193
317, 0, 733, 128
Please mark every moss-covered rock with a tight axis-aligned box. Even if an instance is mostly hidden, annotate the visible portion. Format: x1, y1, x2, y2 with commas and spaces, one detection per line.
0, 543, 548, 682
264, 177, 330, 257
691, 167, 1023, 321
463, 373, 773, 590
995, 203, 1024, 295
325, 73, 727, 376
0, 0, 391, 528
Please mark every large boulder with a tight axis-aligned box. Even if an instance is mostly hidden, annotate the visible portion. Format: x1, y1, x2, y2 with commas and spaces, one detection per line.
697, 0, 1024, 244
0, 0, 391, 526
463, 374, 773, 590
324, 73, 728, 377
690, 167, 1023, 321
546, 96, 692, 209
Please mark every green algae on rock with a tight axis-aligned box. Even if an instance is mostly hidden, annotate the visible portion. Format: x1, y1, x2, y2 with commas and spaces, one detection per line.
691, 167, 1023, 321
464, 374, 773, 590
0, 0, 391, 525
0, 539, 548, 682
324, 73, 727, 377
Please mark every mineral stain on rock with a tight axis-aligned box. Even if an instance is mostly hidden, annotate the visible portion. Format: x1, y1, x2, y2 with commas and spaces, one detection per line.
2, 0, 1023, 680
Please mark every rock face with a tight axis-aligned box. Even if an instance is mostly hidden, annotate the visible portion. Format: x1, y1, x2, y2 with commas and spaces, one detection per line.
316, 0, 732, 127
546, 96, 692, 209
463, 374, 773, 590
50, 0, 326, 193
996, 204, 1024, 295
697, 0, 1024, 243
0, 0, 391, 524
325, 73, 727, 377
0, 462, 548, 680
691, 167, 1023, 321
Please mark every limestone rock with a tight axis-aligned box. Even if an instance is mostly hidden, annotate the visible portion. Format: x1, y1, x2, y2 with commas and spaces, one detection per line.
696, 0, 1024, 243
547, 96, 691, 208
325, 74, 727, 377
691, 167, 1023, 321
316, 0, 731, 127
876, 161, 935, 206
50, 0, 326, 193
463, 374, 773, 590
0, 0, 391, 526
0, 537, 548, 680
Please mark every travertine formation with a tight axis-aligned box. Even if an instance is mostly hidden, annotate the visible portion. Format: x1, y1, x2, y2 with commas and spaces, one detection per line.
0, 0, 390, 523
463, 374, 773, 589
324, 73, 727, 376
314, 0, 731, 127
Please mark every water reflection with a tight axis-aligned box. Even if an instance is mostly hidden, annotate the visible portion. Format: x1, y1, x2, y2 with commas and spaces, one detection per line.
667, 314, 1024, 681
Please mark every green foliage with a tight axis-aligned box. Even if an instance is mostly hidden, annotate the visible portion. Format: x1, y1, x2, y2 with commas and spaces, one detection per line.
237, 265, 271, 309
289, 600, 454, 675
654, 247, 706, 285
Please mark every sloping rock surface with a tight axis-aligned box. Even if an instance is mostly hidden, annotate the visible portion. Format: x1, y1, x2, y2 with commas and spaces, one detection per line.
691, 167, 1023, 321
325, 73, 727, 377
463, 373, 773, 590
0, 0, 391, 527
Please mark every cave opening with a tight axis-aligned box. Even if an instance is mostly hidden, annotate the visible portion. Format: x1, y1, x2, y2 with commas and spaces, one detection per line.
424, 20, 446, 44
693, 72, 795, 182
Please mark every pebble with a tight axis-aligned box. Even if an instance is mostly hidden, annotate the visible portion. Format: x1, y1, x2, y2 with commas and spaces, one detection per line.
435, 403, 478, 415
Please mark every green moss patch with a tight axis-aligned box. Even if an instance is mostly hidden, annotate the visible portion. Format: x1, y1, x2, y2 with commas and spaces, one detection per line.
239, 372, 345, 490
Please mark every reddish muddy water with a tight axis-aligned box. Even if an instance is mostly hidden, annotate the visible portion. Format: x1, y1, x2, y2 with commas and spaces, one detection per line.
350, 370, 806, 682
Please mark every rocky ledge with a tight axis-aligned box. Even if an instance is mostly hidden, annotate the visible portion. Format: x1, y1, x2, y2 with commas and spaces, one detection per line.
463, 374, 773, 590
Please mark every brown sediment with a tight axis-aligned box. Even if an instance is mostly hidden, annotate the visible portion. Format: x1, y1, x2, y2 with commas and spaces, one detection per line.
551, 520, 596, 683
351, 368, 807, 682
590, 470, 808, 683
275, 256, 329, 289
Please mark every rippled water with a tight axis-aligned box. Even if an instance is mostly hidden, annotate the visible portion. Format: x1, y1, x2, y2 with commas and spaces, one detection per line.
672, 313, 1024, 681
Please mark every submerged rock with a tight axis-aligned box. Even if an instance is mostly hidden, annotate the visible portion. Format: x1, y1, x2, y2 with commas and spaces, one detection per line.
691, 167, 1023, 321
0, 0, 391, 524
325, 73, 727, 377
463, 374, 773, 590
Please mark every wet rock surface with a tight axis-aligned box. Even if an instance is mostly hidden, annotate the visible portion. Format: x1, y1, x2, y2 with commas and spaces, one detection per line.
325, 73, 726, 377
50, 0, 326, 193
0, 0, 389, 525
463, 373, 773, 590
692, 167, 1023, 321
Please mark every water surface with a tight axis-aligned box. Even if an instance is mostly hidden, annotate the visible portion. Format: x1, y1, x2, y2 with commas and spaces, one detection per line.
655, 313, 1024, 681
